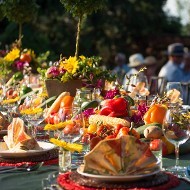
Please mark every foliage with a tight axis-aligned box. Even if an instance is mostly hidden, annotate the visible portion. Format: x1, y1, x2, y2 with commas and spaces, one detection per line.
43, 55, 116, 88
60, 0, 107, 17
2, 0, 39, 24
60, 0, 107, 57
0, 0, 184, 65
0, 42, 50, 79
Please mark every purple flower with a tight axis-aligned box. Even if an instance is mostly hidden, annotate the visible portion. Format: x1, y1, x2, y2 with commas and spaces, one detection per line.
104, 89, 120, 99
83, 108, 95, 118
14, 60, 25, 70
48, 66, 60, 77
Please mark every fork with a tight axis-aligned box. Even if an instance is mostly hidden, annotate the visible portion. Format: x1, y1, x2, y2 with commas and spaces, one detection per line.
0, 162, 44, 174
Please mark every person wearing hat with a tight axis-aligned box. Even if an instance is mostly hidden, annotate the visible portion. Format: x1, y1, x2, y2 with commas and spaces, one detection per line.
144, 56, 158, 82
112, 53, 131, 84
158, 43, 188, 82
122, 53, 146, 90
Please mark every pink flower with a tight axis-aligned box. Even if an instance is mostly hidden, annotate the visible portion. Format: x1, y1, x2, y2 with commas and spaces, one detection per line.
47, 66, 60, 77
14, 60, 25, 70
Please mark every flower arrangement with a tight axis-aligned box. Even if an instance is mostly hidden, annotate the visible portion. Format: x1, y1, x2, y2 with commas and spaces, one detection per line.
42, 55, 116, 89
0, 43, 49, 80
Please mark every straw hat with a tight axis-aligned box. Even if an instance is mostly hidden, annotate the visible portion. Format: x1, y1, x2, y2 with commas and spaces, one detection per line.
128, 53, 145, 67
144, 56, 157, 66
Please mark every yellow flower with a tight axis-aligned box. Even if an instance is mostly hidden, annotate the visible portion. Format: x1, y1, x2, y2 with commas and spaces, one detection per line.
4, 48, 20, 62
20, 107, 43, 115
44, 120, 73, 130
50, 138, 83, 152
60, 56, 78, 74
2, 96, 20, 104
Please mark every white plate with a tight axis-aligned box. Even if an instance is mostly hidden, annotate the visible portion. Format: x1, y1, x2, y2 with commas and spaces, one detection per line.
77, 165, 160, 182
0, 141, 56, 158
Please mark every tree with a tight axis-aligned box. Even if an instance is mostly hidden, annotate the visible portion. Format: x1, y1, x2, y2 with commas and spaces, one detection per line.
60, 0, 107, 57
2, 0, 39, 48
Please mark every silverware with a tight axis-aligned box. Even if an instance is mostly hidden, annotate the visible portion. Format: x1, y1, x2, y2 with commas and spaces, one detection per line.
0, 162, 44, 173
185, 165, 190, 178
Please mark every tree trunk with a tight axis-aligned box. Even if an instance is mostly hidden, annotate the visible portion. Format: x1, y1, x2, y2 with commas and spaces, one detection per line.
75, 15, 83, 58
18, 22, 22, 48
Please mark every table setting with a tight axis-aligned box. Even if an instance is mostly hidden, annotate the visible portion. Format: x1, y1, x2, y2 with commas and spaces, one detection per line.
0, 66, 189, 190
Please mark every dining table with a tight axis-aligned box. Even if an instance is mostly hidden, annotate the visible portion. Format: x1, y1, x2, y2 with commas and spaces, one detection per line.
0, 151, 190, 190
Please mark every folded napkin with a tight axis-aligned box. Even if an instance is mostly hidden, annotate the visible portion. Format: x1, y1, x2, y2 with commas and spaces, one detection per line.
3, 118, 41, 152
83, 135, 158, 175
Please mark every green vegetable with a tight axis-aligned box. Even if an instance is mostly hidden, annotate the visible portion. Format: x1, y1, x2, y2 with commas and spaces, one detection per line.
20, 85, 32, 97
81, 100, 99, 111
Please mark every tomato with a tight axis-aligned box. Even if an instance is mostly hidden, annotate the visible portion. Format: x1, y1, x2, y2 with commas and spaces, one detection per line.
116, 127, 130, 138
114, 124, 125, 135
20, 53, 32, 63
105, 134, 116, 139
150, 139, 168, 156
63, 123, 75, 135
53, 114, 61, 124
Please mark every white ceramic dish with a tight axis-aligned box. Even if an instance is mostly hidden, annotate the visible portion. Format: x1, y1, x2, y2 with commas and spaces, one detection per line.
77, 165, 160, 182
0, 141, 55, 158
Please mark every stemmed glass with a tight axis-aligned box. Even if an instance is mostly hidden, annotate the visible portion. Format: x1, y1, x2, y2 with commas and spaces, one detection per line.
126, 74, 149, 106
162, 108, 190, 174
166, 82, 183, 107
56, 107, 85, 171
20, 94, 46, 139
1, 86, 20, 121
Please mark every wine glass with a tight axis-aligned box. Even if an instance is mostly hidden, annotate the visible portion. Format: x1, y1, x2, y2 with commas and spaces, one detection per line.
20, 94, 46, 139
162, 108, 190, 174
126, 74, 149, 106
57, 107, 85, 169
166, 82, 183, 107
1, 86, 20, 121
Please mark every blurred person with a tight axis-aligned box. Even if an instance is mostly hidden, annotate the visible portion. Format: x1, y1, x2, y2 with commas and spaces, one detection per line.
122, 53, 146, 90
183, 52, 190, 75
112, 53, 130, 84
144, 56, 158, 82
158, 43, 188, 82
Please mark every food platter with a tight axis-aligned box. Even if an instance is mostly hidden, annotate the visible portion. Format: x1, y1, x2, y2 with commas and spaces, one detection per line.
0, 141, 56, 158
77, 165, 161, 182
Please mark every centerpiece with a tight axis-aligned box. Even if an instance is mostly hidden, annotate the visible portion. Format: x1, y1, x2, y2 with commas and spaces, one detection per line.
39, 0, 114, 97
42, 55, 115, 97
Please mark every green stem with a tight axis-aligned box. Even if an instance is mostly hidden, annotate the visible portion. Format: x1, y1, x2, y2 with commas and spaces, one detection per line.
75, 14, 83, 58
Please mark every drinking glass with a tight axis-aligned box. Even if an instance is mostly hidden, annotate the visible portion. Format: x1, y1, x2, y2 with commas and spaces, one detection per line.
126, 74, 149, 106
162, 109, 190, 173
166, 82, 183, 107
57, 107, 85, 171
21, 94, 46, 138
1, 86, 20, 121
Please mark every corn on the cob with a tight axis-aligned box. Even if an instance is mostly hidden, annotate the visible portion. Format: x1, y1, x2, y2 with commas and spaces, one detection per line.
88, 115, 130, 128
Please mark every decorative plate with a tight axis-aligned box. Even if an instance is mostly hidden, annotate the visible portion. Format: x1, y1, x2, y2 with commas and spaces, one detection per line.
77, 165, 161, 182
0, 141, 56, 158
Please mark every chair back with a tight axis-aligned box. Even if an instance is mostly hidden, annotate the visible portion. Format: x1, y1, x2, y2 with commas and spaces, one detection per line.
181, 82, 190, 105
149, 76, 166, 96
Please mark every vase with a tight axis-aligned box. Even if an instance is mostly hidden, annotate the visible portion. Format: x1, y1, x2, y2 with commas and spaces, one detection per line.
59, 147, 71, 173
45, 79, 82, 97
